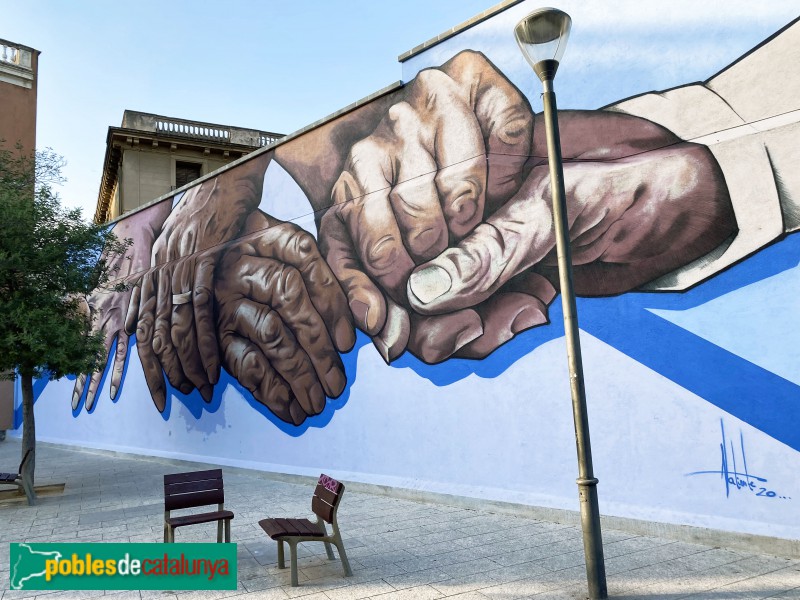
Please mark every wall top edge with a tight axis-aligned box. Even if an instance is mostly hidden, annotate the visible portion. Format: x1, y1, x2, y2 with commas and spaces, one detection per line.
398, 0, 525, 63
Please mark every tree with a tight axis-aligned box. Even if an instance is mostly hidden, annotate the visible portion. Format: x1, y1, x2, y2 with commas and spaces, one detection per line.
0, 146, 130, 504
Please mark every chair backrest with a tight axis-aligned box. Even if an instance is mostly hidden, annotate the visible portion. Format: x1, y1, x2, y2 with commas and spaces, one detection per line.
312, 474, 344, 524
164, 469, 225, 511
19, 448, 33, 475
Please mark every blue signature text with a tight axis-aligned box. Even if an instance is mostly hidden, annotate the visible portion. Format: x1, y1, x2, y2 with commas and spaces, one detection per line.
686, 420, 791, 500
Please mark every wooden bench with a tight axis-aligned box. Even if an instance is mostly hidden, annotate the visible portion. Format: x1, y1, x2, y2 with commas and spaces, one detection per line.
163, 469, 234, 543
259, 474, 352, 587
0, 448, 34, 505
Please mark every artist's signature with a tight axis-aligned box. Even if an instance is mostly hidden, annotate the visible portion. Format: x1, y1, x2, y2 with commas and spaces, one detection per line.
686, 420, 791, 500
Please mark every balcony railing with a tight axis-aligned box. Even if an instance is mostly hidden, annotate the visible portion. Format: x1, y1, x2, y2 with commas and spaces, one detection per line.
0, 43, 19, 65
120, 111, 283, 149
259, 134, 281, 147
0, 39, 35, 89
156, 118, 231, 141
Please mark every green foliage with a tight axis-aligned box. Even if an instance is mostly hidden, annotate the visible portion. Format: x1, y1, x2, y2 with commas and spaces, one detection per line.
0, 147, 131, 380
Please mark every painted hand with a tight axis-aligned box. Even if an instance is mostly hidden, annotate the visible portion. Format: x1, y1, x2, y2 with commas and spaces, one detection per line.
406, 142, 736, 314
214, 212, 355, 425
72, 203, 171, 411
131, 160, 268, 410
320, 50, 554, 363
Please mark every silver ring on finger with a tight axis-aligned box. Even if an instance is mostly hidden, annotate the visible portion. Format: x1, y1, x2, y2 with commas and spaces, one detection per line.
172, 291, 192, 305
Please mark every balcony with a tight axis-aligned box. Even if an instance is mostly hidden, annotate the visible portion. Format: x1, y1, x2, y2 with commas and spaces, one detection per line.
0, 39, 36, 89
121, 111, 282, 148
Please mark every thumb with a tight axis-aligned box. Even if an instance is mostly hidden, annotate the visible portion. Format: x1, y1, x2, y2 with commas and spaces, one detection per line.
407, 178, 555, 314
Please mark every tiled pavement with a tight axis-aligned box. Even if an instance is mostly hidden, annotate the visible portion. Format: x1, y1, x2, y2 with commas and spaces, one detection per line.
1, 439, 799, 600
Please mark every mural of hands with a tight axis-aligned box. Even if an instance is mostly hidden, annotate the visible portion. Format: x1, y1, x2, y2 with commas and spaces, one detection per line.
83, 50, 734, 425
320, 50, 556, 364
214, 211, 355, 425
127, 202, 355, 423
129, 159, 268, 411
72, 202, 171, 411
320, 51, 734, 364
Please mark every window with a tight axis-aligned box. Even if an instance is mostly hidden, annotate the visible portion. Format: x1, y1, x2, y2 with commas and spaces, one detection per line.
175, 161, 202, 188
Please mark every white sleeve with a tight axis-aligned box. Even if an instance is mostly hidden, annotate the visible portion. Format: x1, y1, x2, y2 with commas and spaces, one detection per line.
604, 20, 800, 291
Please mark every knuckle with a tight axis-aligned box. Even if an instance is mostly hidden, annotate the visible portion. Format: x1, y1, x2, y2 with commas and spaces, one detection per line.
279, 265, 304, 294
415, 68, 442, 89
136, 318, 153, 342
387, 101, 415, 128
451, 49, 482, 67
284, 228, 316, 259
151, 331, 168, 355
257, 311, 282, 343
366, 234, 401, 274
240, 350, 265, 382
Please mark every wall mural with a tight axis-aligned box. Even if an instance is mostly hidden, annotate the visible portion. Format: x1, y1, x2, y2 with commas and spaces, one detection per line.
27, 4, 800, 541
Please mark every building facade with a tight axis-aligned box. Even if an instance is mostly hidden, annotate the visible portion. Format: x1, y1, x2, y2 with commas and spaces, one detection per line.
94, 110, 282, 223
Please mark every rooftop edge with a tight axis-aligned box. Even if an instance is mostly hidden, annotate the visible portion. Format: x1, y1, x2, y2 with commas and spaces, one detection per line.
398, 0, 525, 63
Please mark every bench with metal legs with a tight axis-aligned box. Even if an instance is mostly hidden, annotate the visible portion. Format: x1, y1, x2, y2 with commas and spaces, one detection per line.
0, 448, 34, 505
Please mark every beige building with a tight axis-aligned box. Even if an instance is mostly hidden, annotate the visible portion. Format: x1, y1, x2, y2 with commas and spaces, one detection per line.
95, 110, 282, 223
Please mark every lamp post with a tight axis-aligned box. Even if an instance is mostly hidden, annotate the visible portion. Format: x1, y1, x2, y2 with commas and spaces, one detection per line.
514, 8, 607, 599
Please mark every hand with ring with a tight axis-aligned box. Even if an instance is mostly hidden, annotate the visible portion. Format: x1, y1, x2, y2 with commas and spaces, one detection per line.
130, 157, 270, 410
129, 208, 355, 418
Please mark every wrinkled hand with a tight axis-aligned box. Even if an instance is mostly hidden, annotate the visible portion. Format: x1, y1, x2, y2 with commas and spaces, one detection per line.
406, 142, 735, 312
214, 212, 355, 425
319, 50, 554, 363
131, 159, 268, 410
72, 202, 171, 410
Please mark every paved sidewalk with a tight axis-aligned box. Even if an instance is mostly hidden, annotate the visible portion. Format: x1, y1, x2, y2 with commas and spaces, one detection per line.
1, 439, 799, 600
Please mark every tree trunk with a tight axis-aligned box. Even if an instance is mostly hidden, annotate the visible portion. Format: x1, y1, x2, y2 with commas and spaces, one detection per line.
20, 375, 36, 505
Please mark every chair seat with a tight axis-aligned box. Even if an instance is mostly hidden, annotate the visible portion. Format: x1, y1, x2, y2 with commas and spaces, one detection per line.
167, 510, 234, 529
0, 473, 20, 483
259, 517, 326, 539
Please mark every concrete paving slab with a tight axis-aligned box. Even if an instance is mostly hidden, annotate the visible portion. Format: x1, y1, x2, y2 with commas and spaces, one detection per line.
1, 439, 798, 600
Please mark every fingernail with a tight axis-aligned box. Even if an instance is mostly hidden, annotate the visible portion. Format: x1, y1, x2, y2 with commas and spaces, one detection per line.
387, 340, 406, 362
373, 338, 391, 365
334, 316, 356, 351
110, 385, 117, 400
453, 323, 483, 354
409, 265, 452, 304
199, 385, 213, 403
310, 383, 326, 415
289, 402, 307, 426
179, 383, 194, 395
86, 391, 96, 411
324, 367, 347, 398
349, 299, 372, 333
207, 365, 219, 386
511, 305, 548, 334
71, 390, 81, 410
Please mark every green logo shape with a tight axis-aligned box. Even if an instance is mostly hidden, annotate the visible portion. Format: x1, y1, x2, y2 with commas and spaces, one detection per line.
10, 543, 237, 590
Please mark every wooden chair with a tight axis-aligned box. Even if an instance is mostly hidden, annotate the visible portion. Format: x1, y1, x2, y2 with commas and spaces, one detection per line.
259, 474, 353, 587
0, 448, 34, 505
163, 469, 234, 543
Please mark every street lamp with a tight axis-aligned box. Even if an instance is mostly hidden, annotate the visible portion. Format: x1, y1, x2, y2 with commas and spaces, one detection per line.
515, 8, 608, 599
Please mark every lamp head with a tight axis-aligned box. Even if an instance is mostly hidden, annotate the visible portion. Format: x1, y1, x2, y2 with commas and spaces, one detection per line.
514, 7, 572, 82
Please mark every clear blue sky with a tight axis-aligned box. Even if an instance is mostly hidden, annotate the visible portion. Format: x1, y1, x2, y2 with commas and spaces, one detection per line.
4, 0, 499, 217
4, 1, 797, 218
